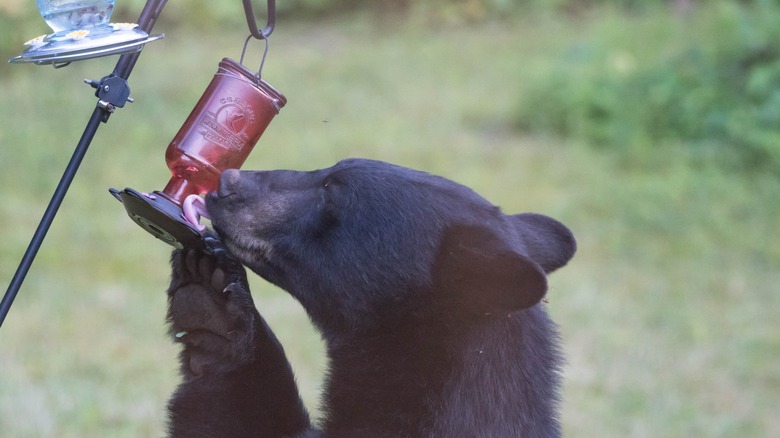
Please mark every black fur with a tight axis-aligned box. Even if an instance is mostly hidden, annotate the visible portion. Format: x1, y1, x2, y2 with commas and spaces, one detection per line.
166, 242, 309, 437
166, 159, 576, 437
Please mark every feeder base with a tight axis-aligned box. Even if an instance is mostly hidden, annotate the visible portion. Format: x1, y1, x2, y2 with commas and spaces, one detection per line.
110, 187, 203, 250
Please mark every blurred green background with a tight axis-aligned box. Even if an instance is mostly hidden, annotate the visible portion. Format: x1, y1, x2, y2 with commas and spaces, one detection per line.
1, 0, 778, 436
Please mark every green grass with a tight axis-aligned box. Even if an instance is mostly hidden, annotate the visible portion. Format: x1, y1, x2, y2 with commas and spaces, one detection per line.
1, 8, 779, 437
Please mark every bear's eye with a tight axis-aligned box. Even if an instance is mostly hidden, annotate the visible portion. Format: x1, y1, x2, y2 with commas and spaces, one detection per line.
321, 174, 341, 189
319, 175, 342, 230
320, 176, 336, 206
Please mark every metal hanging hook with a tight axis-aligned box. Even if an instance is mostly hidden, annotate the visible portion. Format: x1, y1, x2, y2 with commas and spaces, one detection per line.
240, 34, 270, 81
243, 0, 276, 40
240, 0, 275, 80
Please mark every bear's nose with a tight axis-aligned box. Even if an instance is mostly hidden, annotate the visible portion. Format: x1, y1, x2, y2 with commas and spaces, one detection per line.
217, 169, 241, 198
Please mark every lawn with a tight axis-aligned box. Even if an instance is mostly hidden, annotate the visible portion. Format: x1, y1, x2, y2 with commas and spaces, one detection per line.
1, 6, 778, 437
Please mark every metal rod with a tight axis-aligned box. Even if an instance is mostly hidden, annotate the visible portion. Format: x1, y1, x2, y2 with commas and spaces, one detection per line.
0, 107, 106, 327
0, 0, 169, 328
114, 0, 169, 80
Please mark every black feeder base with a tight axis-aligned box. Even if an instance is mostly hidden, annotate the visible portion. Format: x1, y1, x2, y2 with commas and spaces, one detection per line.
110, 187, 204, 250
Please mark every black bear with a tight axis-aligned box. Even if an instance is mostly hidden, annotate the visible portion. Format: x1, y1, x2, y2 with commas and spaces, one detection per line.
166, 158, 576, 437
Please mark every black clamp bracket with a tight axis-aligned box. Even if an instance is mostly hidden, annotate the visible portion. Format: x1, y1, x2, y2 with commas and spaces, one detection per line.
84, 75, 134, 115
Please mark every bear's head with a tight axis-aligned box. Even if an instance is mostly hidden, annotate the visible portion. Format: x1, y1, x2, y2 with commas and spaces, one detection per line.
206, 159, 575, 333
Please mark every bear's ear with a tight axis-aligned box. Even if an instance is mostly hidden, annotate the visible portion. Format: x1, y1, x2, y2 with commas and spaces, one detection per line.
509, 213, 576, 274
433, 224, 548, 314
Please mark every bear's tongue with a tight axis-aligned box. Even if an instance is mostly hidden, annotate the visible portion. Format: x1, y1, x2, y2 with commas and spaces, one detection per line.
182, 194, 210, 232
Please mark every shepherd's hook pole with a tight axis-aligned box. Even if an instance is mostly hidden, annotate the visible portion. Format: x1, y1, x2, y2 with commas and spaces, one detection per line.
0, 0, 169, 328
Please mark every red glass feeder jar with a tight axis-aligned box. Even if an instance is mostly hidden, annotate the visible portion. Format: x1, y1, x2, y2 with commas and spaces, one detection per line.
161, 57, 286, 204
111, 58, 286, 249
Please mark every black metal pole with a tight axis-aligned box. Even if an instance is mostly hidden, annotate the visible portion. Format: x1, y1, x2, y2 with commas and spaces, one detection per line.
0, 107, 106, 327
0, 0, 169, 328
114, 0, 169, 80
